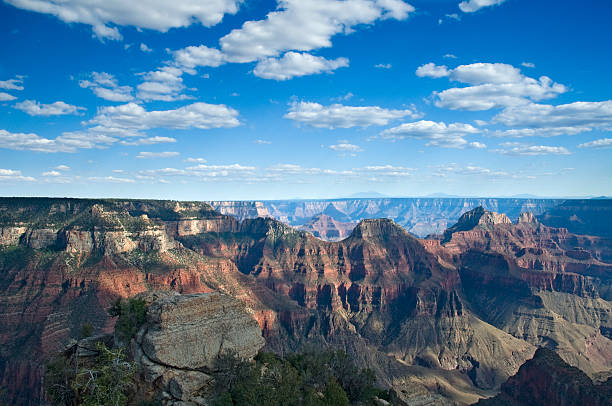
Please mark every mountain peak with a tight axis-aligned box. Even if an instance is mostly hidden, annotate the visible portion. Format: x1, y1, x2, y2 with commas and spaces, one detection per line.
442, 206, 511, 242
349, 218, 409, 240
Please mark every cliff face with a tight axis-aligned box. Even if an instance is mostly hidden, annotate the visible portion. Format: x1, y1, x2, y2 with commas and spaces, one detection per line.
475, 348, 612, 406
226, 197, 563, 237
297, 213, 356, 241
132, 292, 265, 405
0, 198, 610, 406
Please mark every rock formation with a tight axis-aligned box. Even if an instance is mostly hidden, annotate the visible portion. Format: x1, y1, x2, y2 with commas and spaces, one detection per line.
475, 347, 612, 405
297, 213, 356, 241
132, 292, 265, 405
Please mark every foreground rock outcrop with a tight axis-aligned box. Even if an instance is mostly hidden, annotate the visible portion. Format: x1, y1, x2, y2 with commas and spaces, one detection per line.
132, 292, 265, 405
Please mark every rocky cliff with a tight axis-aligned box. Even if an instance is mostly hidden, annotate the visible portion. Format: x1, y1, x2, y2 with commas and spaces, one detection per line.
0, 198, 610, 406
212, 197, 564, 238
475, 347, 612, 406
132, 291, 265, 405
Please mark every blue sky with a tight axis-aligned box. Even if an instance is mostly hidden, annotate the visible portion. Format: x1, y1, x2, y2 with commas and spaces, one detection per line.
0, 0, 610, 200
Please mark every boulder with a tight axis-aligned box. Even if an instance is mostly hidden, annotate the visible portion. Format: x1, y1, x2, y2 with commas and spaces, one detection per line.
140, 292, 265, 371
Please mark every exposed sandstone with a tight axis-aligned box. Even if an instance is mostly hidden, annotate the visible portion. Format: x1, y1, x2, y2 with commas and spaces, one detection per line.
132, 292, 264, 405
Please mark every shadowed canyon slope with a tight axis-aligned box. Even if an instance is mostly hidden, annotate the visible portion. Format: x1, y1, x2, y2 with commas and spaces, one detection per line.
0, 197, 611, 405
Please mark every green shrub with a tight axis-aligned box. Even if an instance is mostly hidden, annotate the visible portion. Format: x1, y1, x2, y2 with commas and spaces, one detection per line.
80, 323, 94, 339
109, 298, 147, 344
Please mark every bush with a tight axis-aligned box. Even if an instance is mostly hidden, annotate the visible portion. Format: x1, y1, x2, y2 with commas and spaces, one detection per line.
72, 343, 135, 406
212, 349, 383, 406
109, 298, 147, 345
80, 323, 94, 339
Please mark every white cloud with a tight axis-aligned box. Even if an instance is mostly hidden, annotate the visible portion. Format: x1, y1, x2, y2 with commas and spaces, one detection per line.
255, 140, 272, 145
140, 43, 153, 52
218, 0, 414, 63
1, 102, 241, 153
379, 120, 480, 148
0, 168, 35, 182
416, 62, 450, 78
468, 141, 487, 149
493, 100, 612, 129
443, 54, 458, 59
120, 136, 177, 146
137, 66, 189, 101
253, 52, 348, 80
173, 45, 226, 71
458, 0, 506, 13
4, 0, 242, 40
418, 62, 567, 110
88, 176, 136, 183
285, 101, 419, 129
577, 138, 612, 149
42, 170, 62, 176
14, 100, 85, 116
89, 102, 241, 131
375, 63, 392, 69
0, 129, 112, 153
0, 92, 16, 101
0, 77, 24, 90
329, 142, 363, 156
79, 72, 134, 102
521, 62, 535, 68
494, 142, 571, 156
136, 151, 180, 159
55, 165, 70, 171
186, 157, 207, 163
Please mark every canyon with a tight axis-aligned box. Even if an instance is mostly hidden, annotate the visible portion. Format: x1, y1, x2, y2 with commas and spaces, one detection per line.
0, 197, 610, 405
208, 197, 566, 238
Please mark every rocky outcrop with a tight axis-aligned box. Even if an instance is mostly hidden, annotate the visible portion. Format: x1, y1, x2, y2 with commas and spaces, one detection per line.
297, 213, 356, 241
475, 347, 612, 406
132, 292, 265, 405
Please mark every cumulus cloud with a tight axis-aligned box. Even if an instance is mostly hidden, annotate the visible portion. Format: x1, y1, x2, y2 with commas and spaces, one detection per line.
55, 165, 70, 171
0, 76, 24, 90
140, 43, 153, 52
0, 92, 16, 101
285, 101, 419, 129
494, 142, 571, 156
577, 138, 612, 149
458, 0, 506, 13
379, 120, 480, 148
415, 63, 450, 78
0, 101, 240, 153
4, 0, 242, 40
416, 62, 567, 110
136, 151, 180, 159
218, 0, 414, 63
42, 170, 62, 176
79, 72, 134, 102
493, 100, 612, 129
329, 142, 363, 156
521, 62, 535, 68
375, 63, 392, 69
173, 45, 226, 71
253, 52, 349, 80
137, 66, 190, 101
14, 100, 85, 116
89, 102, 240, 131
167, 0, 413, 80
0, 168, 35, 182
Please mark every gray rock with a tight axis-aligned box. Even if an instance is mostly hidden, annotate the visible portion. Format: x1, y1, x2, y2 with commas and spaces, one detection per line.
140, 292, 265, 371
168, 371, 211, 400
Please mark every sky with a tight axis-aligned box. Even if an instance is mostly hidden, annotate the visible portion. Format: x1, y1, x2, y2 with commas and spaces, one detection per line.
0, 0, 611, 200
